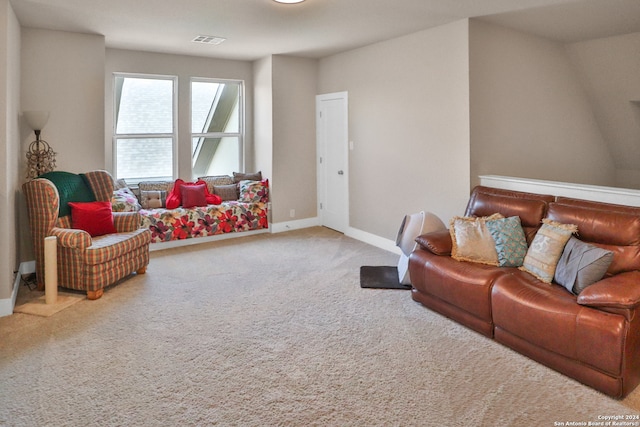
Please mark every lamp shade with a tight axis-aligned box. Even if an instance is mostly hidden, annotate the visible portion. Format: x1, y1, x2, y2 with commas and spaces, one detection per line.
24, 111, 50, 131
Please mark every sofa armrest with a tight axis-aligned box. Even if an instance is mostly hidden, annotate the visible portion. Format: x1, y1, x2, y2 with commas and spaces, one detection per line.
113, 211, 141, 232
50, 227, 91, 250
415, 229, 452, 256
577, 271, 640, 310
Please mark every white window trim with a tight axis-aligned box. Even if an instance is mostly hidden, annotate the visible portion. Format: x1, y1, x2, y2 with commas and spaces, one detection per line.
190, 77, 245, 178
112, 72, 178, 182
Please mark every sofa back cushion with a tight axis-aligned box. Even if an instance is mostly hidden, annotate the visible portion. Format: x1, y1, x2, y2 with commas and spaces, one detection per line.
547, 200, 640, 275
465, 186, 554, 243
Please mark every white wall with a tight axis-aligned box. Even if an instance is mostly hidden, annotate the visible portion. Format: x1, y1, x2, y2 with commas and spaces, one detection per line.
565, 32, 640, 189
18, 29, 105, 264
253, 56, 274, 195
0, 0, 20, 302
105, 49, 255, 179
252, 55, 318, 225
318, 20, 471, 240
469, 20, 616, 188
21, 29, 106, 174
271, 55, 318, 223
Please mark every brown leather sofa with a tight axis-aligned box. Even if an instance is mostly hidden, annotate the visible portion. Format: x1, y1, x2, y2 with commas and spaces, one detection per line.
409, 185, 640, 398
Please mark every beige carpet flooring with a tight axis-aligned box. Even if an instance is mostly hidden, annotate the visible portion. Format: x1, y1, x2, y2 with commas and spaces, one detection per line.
1, 227, 640, 426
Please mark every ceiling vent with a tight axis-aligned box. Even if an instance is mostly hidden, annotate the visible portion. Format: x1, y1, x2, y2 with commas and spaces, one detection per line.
192, 35, 226, 45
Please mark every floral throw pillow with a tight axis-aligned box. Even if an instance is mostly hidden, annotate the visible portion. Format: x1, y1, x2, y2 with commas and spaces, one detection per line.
111, 187, 141, 212
239, 179, 269, 203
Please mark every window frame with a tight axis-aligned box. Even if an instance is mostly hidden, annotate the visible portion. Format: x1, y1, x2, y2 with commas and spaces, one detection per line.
190, 77, 245, 179
112, 72, 178, 183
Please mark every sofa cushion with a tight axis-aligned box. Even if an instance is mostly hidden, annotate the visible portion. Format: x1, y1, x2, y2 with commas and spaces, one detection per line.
486, 216, 528, 267
465, 186, 554, 244
554, 237, 614, 295
492, 271, 625, 377
449, 213, 503, 266
68, 201, 117, 237
520, 219, 577, 283
547, 201, 640, 275
410, 248, 508, 325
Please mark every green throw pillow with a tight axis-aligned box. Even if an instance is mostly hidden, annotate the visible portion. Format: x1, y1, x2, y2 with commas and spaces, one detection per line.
486, 216, 528, 267
40, 171, 96, 217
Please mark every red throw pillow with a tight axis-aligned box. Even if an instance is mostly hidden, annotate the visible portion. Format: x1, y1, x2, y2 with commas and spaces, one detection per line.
68, 201, 117, 237
181, 183, 208, 208
166, 179, 222, 208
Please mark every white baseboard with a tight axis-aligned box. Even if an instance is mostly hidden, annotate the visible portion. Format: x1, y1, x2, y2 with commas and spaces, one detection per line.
270, 217, 321, 233
0, 261, 35, 317
345, 227, 402, 255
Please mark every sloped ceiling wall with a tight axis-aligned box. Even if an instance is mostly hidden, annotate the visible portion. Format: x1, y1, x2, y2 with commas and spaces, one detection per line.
565, 32, 640, 189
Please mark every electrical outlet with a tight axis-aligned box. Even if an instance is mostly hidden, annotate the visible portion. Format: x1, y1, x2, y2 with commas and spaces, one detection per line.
290, 209, 295, 218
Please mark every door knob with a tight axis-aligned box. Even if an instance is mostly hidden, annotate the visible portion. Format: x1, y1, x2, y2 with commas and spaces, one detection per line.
338, 170, 344, 175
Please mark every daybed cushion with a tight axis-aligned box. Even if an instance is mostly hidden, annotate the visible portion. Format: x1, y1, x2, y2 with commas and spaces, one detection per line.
139, 202, 268, 243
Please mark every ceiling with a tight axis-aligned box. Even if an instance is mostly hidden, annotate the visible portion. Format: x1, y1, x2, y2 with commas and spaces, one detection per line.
10, 0, 640, 61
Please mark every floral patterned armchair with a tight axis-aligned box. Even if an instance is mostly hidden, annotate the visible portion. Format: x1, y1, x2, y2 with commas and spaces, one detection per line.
23, 170, 151, 300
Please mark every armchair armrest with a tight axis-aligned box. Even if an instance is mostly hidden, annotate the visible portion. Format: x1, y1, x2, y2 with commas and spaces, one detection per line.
50, 227, 91, 250
415, 229, 452, 256
113, 212, 141, 232
577, 271, 640, 310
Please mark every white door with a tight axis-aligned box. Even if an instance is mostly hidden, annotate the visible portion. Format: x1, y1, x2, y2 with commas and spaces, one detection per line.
316, 92, 348, 233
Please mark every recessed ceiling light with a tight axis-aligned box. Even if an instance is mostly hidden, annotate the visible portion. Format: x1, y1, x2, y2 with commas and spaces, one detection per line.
273, 0, 306, 3
192, 35, 226, 45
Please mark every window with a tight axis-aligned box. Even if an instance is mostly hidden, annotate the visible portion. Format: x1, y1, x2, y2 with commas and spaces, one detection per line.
113, 74, 177, 182
191, 79, 243, 179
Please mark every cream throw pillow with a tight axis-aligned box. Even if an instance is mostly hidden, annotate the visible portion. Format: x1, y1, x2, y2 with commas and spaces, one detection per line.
520, 219, 578, 283
450, 213, 504, 266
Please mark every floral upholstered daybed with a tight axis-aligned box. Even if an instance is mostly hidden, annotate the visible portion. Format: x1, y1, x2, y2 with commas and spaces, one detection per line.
111, 172, 269, 245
